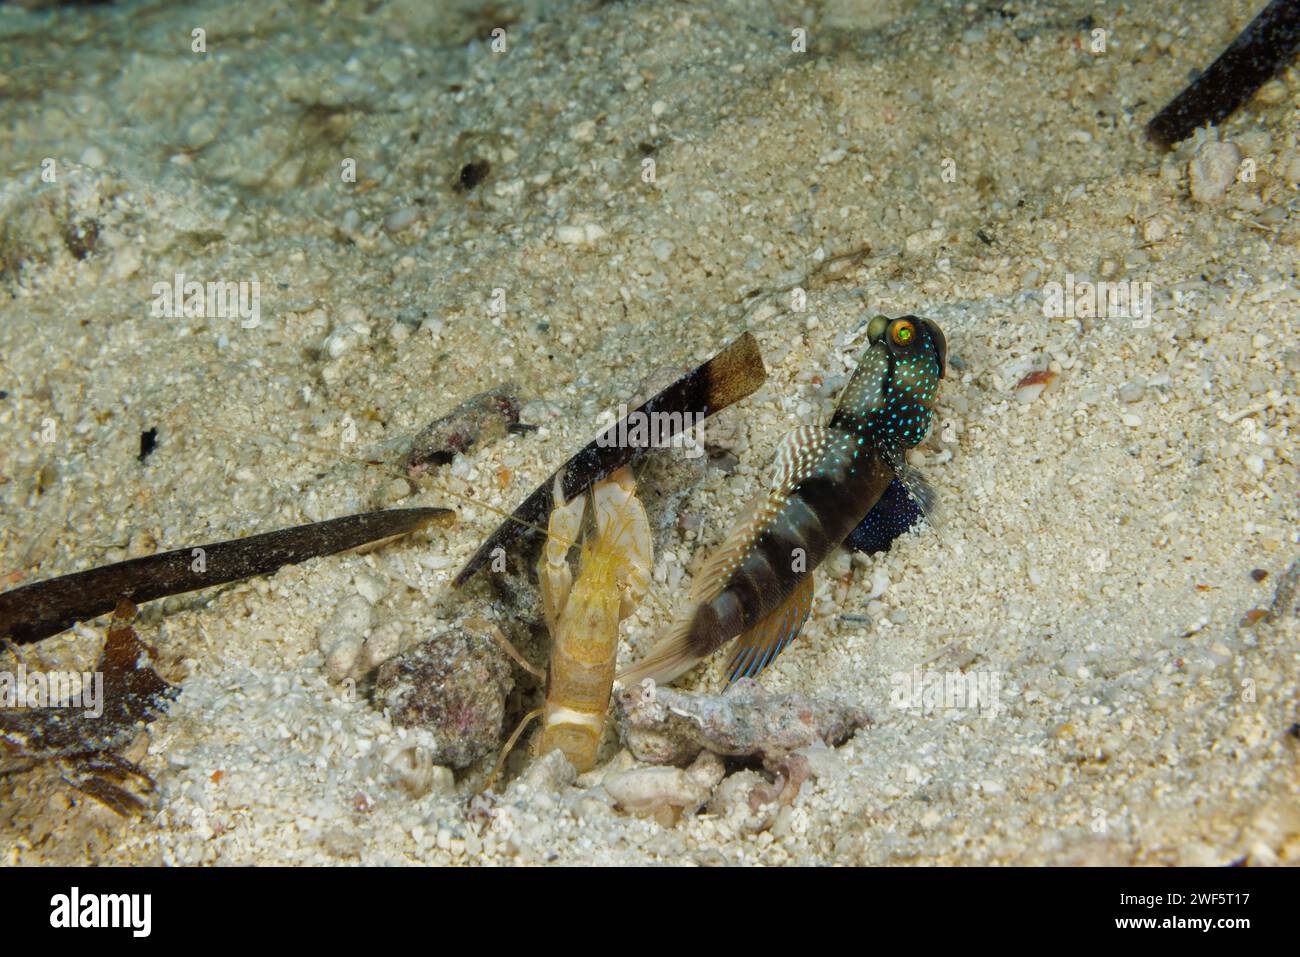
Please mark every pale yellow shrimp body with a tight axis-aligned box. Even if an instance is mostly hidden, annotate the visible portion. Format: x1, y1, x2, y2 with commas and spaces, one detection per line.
536, 474, 586, 633
534, 466, 651, 772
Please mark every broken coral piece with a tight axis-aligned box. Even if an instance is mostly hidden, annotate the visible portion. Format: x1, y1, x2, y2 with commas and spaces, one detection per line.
612, 677, 870, 768
602, 750, 725, 826
403, 383, 523, 475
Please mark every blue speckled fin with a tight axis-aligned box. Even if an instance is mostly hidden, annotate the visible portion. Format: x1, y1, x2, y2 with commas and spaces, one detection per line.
845, 466, 938, 554
723, 574, 815, 685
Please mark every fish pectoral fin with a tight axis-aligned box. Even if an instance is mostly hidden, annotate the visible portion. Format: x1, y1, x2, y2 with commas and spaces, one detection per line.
724, 574, 815, 685
845, 469, 939, 554
895, 462, 939, 526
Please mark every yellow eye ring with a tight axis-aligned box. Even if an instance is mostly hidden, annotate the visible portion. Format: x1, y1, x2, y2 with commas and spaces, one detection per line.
890, 319, 916, 347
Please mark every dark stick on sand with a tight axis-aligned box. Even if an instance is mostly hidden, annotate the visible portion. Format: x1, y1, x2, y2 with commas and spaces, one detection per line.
1147, 0, 1300, 148
453, 331, 767, 588
0, 508, 452, 645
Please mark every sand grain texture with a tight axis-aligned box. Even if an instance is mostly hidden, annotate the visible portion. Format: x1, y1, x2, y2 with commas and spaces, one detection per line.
0, 0, 1296, 865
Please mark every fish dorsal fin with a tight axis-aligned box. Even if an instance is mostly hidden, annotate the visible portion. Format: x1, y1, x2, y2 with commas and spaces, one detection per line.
686, 425, 837, 606
723, 573, 815, 684
769, 425, 838, 494
617, 427, 837, 688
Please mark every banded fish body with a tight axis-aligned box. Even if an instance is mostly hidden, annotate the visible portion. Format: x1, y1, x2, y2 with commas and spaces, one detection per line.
621, 315, 946, 687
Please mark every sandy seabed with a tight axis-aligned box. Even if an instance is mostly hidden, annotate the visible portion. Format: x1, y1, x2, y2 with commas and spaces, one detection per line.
0, 0, 1297, 865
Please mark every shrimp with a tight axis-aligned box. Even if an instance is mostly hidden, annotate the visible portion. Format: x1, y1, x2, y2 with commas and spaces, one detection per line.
486, 466, 652, 784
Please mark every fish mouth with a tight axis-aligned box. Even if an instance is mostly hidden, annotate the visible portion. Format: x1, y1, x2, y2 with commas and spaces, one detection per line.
918, 316, 947, 379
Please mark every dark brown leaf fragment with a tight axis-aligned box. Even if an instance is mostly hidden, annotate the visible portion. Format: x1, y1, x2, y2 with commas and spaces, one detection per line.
0, 507, 452, 645
453, 331, 767, 587
1147, 0, 1300, 148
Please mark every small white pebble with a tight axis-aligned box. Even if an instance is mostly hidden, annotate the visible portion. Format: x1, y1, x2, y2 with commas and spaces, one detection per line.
383, 206, 421, 233
110, 246, 142, 280
1189, 140, 1241, 204
1142, 217, 1169, 242
1254, 79, 1287, 105
1016, 382, 1047, 404
325, 635, 364, 682
354, 571, 388, 604
1118, 382, 1144, 403
363, 621, 401, 670
555, 224, 586, 244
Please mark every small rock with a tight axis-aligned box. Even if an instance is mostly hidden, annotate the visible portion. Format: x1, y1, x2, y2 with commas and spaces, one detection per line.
363, 620, 403, 671
317, 594, 373, 681
379, 477, 412, 505
320, 594, 372, 644
383, 206, 421, 233
555, 222, 607, 245
905, 227, 945, 253
110, 246, 141, 280
1117, 382, 1144, 403
613, 677, 870, 766
708, 768, 766, 817
404, 383, 522, 475
387, 743, 436, 798
568, 119, 597, 143
1282, 151, 1300, 186
373, 618, 514, 769
1189, 140, 1242, 204
325, 634, 364, 682
1142, 217, 1169, 243
1254, 79, 1287, 105
603, 751, 723, 823
354, 571, 388, 605
516, 747, 577, 793
323, 319, 370, 359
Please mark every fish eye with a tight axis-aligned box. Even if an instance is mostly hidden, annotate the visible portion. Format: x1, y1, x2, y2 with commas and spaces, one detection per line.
889, 319, 916, 347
